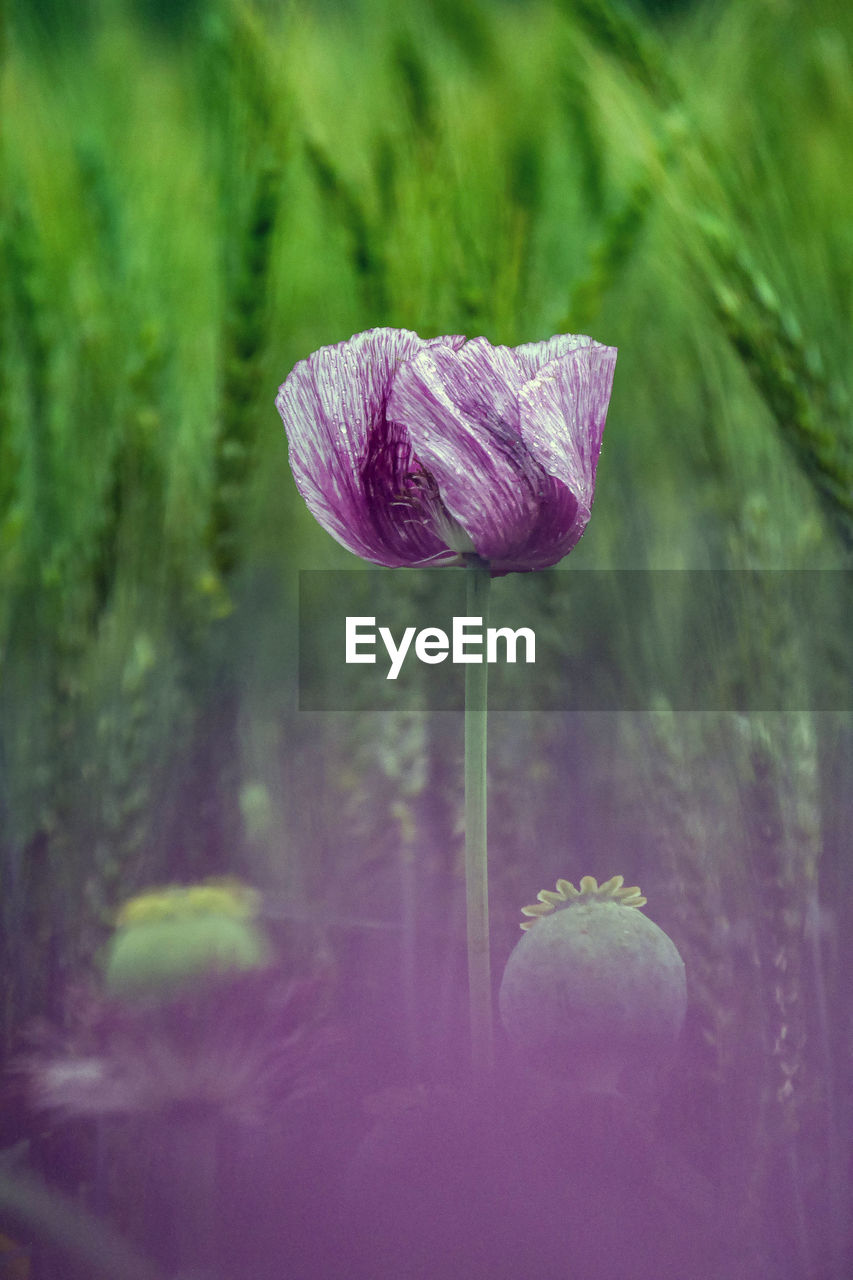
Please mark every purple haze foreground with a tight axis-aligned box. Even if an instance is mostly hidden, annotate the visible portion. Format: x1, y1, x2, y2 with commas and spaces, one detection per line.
275, 328, 617, 574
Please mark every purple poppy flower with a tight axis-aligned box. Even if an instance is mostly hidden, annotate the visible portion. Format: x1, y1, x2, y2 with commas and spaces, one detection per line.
275, 327, 616, 574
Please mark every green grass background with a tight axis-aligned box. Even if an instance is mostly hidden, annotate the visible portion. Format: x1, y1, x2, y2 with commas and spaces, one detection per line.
1, 0, 852, 1273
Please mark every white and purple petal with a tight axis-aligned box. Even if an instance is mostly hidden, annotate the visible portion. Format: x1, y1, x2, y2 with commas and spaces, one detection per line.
512, 332, 599, 381
499, 338, 617, 570
275, 327, 465, 567
517, 339, 617, 508
387, 334, 616, 572
387, 339, 545, 565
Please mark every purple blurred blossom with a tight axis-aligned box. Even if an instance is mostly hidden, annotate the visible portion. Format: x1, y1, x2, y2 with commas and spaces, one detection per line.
275, 327, 617, 574
21, 973, 338, 1126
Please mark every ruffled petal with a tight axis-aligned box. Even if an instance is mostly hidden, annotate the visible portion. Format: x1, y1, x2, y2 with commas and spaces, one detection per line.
390, 336, 615, 573
476, 339, 616, 572
518, 340, 617, 510
275, 328, 465, 566
388, 338, 554, 565
512, 332, 599, 381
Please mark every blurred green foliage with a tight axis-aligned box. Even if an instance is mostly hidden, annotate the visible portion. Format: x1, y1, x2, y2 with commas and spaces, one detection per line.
1, 0, 851, 1273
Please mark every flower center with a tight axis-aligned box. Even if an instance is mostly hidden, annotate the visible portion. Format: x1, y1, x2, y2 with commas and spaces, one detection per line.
398, 466, 475, 554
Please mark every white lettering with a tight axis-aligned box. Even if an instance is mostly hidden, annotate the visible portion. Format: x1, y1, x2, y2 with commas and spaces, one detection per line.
486, 626, 536, 664
415, 627, 449, 664
379, 626, 417, 680
346, 617, 376, 663
453, 616, 483, 663
345, 616, 536, 677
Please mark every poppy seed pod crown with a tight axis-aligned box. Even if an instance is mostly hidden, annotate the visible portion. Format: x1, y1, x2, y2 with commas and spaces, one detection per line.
499, 876, 686, 1088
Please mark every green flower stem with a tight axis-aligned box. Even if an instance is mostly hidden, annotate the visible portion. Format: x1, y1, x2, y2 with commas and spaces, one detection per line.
464, 556, 493, 1074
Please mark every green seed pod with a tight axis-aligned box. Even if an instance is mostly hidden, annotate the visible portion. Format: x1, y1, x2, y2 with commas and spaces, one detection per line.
104, 878, 271, 1002
499, 876, 686, 1089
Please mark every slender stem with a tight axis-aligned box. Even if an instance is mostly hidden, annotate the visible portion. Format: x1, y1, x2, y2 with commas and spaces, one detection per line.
464, 556, 493, 1074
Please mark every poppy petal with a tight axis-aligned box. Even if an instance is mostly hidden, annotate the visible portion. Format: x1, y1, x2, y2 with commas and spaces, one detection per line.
388, 338, 551, 564
275, 328, 465, 566
518, 340, 617, 509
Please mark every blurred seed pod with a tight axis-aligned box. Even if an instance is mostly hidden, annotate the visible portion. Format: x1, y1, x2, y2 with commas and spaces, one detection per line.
104, 879, 272, 1003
